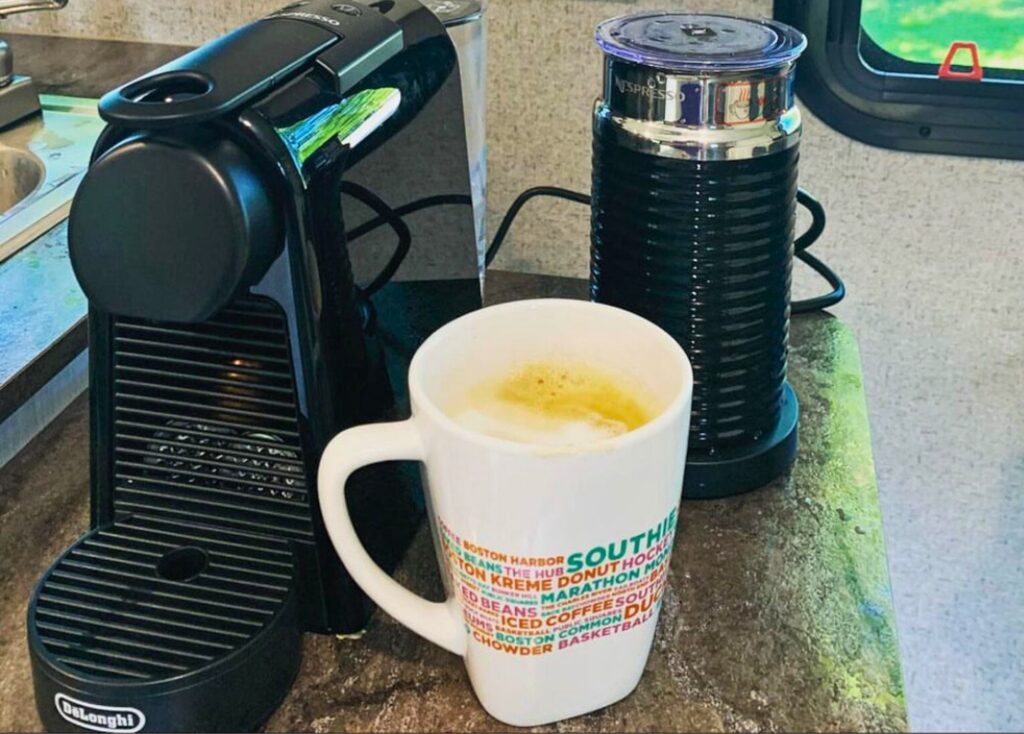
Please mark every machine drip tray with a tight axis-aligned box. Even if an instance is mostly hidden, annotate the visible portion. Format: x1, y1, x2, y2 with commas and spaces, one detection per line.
27, 514, 301, 732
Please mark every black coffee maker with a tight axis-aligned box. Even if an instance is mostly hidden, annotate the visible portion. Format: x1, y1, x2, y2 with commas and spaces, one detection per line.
26, 2, 480, 731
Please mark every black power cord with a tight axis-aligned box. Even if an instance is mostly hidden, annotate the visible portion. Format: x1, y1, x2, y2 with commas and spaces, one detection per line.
345, 185, 845, 313
792, 189, 845, 313
340, 181, 412, 297
347, 194, 472, 244
485, 186, 592, 267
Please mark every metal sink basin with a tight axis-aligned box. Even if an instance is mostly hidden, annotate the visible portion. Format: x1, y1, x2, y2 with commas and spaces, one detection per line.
0, 95, 105, 263
0, 148, 44, 214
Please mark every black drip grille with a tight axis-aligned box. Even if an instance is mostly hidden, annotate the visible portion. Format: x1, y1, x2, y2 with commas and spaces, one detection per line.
111, 297, 313, 540
33, 515, 294, 682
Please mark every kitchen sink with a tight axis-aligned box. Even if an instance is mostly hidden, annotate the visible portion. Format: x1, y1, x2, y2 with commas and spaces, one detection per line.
0, 148, 44, 214
0, 95, 104, 263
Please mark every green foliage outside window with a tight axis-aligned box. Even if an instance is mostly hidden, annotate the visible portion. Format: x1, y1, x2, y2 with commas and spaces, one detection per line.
861, 0, 1024, 70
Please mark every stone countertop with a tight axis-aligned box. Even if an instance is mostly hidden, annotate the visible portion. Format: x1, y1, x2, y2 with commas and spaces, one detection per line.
7, 34, 191, 99
0, 271, 907, 732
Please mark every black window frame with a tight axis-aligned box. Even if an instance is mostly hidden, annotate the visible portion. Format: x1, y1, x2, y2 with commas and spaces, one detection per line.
773, 0, 1024, 160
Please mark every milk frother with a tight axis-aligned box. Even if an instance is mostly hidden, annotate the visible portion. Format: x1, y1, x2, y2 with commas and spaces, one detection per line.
591, 13, 816, 498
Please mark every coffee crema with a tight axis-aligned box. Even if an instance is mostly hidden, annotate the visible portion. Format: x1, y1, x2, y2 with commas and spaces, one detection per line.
445, 359, 659, 446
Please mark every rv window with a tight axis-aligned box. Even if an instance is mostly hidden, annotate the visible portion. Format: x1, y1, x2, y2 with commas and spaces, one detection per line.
774, 0, 1024, 160
863, 1, 1024, 80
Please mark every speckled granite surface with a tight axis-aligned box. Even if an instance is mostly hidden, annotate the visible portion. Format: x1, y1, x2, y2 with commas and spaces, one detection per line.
6, 34, 191, 98
0, 224, 80, 412
0, 272, 906, 733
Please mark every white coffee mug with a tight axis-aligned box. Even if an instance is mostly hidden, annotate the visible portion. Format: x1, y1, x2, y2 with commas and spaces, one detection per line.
318, 299, 693, 726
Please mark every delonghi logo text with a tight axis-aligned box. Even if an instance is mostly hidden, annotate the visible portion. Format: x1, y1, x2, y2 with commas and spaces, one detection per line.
274, 11, 342, 26
54, 694, 146, 734
613, 75, 679, 102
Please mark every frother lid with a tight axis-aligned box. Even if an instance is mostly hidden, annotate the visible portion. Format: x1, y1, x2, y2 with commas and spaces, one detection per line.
595, 12, 806, 73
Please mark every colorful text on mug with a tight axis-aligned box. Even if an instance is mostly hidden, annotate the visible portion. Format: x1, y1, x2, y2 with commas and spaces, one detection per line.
440, 507, 678, 656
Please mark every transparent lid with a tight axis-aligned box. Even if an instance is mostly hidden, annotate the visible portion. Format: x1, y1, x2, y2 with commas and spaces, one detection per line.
595, 12, 806, 73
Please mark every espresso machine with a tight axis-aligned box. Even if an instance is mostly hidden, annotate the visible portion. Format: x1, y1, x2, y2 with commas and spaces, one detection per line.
26, 2, 480, 730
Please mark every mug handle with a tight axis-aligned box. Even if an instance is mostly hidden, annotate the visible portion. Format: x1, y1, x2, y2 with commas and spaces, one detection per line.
317, 420, 467, 656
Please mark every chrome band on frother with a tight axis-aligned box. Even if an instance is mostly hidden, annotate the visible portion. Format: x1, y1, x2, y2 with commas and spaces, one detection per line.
595, 12, 805, 161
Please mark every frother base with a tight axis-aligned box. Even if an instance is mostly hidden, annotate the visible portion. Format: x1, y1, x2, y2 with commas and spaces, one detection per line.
683, 382, 799, 499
